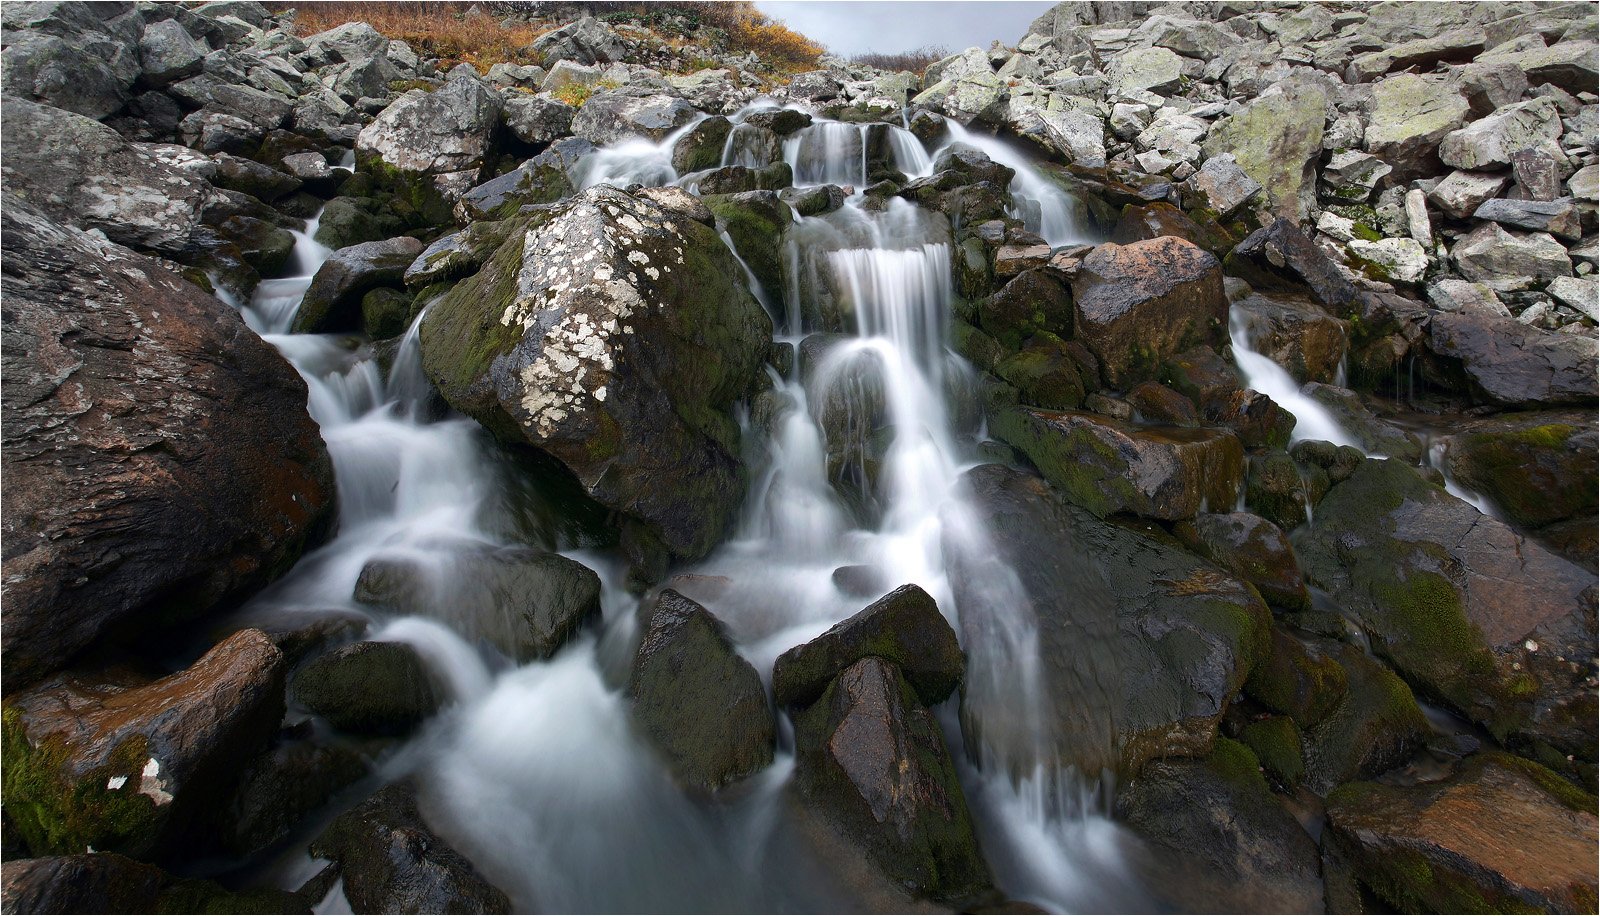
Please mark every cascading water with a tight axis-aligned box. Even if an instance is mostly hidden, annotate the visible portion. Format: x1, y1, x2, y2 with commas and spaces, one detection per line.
1228, 307, 1365, 450
942, 121, 1094, 247
230, 108, 1159, 913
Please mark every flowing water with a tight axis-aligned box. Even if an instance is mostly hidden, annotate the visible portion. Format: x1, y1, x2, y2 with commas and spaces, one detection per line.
223, 108, 1225, 912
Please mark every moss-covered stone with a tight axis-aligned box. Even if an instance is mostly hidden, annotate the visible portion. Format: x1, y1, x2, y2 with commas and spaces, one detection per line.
291, 641, 441, 737
703, 191, 791, 309
994, 342, 1086, 411
1439, 412, 1597, 529
1239, 716, 1305, 789
1245, 626, 1348, 727
1301, 642, 1429, 794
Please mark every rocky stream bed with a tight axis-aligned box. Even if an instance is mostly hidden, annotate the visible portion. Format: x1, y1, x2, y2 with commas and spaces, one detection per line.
1, 1, 1597, 913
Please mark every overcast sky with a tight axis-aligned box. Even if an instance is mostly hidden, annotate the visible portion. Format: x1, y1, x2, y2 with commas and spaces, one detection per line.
755, 2, 1056, 57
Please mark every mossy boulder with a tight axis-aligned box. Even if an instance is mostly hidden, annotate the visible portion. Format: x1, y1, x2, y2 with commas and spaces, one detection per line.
354, 544, 601, 663
360, 286, 415, 340
627, 590, 775, 792
313, 195, 408, 250
991, 407, 1244, 521
223, 737, 369, 857
1238, 716, 1305, 789
1437, 410, 1597, 530
291, 236, 424, 334
419, 186, 773, 565
977, 268, 1073, 351
1325, 753, 1598, 913
702, 190, 790, 308
456, 137, 592, 221
1116, 738, 1323, 913
355, 76, 504, 224
1174, 512, 1309, 611
1070, 236, 1228, 389
291, 641, 442, 737
791, 656, 993, 905
1230, 288, 1349, 385
1245, 626, 1348, 728
3, 630, 286, 861
948, 464, 1271, 777
1299, 383, 1423, 462
1243, 448, 1318, 531
1300, 642, 1431, 794
670, 115, 732, 173
994, 341, 1087, 411
773, 584, 964, 709
1297, 458, 1597, 772
1202, 76, 1328, 221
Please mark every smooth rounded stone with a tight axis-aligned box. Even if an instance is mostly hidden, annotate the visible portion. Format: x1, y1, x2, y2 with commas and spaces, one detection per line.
978, 268, 1073, 350
1244, 626, 1349, 728
1435, 410, 1597, 530
420, 186, 773, 565
1225, 218, 1358, 311
1, 200, 334, 687
292, 640, 442, 737
530, 16, 626, 67
779, 184, 847, 217
572, 91, 698, 146
1325, 753, 1598, 913
501, 94, 575, 145
669, 115, 732, 173
1452, 222, 1574, 292
1298, 383, 1423, 461
1201, 77, 1326, 220
1174, 512, 1309, 611
1423, 306, 1598, 407
791, 656, 993, 906
138, 17, 206, 86
1362, 74, 1471, 182
830, 565, 890, 599
1347, 236, 1430, 285
1472, 197, 1584, 241
773, 585, 964, 710
947, 464, 1271, 776
291, 236, 424, 334
626, 590, 774, 792
0, 853, 304, 914
354, 546, 601, 663
1231, 288, 1349, 384
1440, 98, 1565, 172
993, 407, 1245, 521
1183, 154, 1262, 218
1, 98, 219, 254
1297, 458, 1597, 771
993, 340, 1087, 411
1124, 380, 1197, 426
313, 195, 408, 250
224, 737, 369, 856
1427, 169, 1510, 219
310, 782, 512, 915
1069, 236, 1228, 389
2, 630, 286, 860
1116, 739, 1323, 915
1300, 641, 1431, 794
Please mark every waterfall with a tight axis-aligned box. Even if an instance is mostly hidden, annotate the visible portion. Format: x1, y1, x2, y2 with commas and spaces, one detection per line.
1228, 307, 1365, 450
941, 122, 1095, 248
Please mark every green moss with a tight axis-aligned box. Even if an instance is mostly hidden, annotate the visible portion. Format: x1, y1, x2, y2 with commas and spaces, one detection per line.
2, 706, 162, 857
1206, 736, 1268, 791
1239, 717, 1304, 788
1482, 752, 1599, 813
990, 408, 1135, 518
1350, 222, 1384, 242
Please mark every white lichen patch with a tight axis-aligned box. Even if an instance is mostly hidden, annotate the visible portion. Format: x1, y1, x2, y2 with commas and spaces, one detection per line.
106, 775, 128, 790
138, 757, 173, 805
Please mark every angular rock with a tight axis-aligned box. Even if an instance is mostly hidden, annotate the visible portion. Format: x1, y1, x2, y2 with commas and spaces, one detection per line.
1298, 458, 1598, 766
1106, 46, 1184, 96
1117, 740, 1323, 914
291, 236, 424, 334
501, 95, 575, 145
1321, 150, 1393, 202
354, 545, 601, 663
1225, 218, 1358, 311
773, 585, 963, 710
1473, 197, 1584, 241
138, 18, 206, 86
1231, 288, 1349, 383
1184, 154, 1262, 218
356, 78, 503, 217
0, 853, 303, 914
572, 91, 697, 146
948, 464, 1270, 775
1426, 278, 1512, 318
292, 641, 442, 737
1363, 74, 1471, 182
1300, 642, 1431, 793
627, 590, 774, 791
1326, 754, 1598, 913
1452, 222, 1574, 292
310, 782, 511, 914
1427, 169, 1508, 219
1547, 275, 1599, 322
1424, 308, 1597, 407
1069, 236, 1228, 388
2, 630, 286, 860
1202, 77, 1327, 220
1476, 38, 1599, 94
1, 28, 135, 120
671, 115, 733, 173
531, 16, 626, 67
1174, 512, 1309, 611
420, 186, 773, 562
791, 657, 992, 905
457, 136, 592, 221
1439, 98, 1565, 171
1348, 237, 1430, 284
1, 199, 333, 687
1346, 26, 1486, 82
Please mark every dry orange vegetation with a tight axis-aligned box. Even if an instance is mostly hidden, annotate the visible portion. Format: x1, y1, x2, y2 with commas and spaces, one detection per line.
279, 2, 550, 69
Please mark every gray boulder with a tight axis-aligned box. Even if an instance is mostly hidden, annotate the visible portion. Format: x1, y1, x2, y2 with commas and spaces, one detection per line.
356, 77, 504, 218
571, 91, 698, 145
502, 94, 576, 145
1363, 74, 1470, 181
1472, 197, 1583, 241
292, 641, 442, 737
138, 18, 206, 85
1452, 222, 1573, 292
291, 236, 424, 334
531, 17, 627, 67
1, 25, 137, 119
1439, 98, 1565, 171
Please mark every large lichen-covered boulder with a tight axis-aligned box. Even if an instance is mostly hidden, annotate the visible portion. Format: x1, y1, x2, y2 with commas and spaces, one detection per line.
354, 545, 601, 663
947, 464, 1271, 776
2, 630, 286, 862
627, 590, 774, 792
1201, 76, 1327, 221
772, 585, 964, 709
1297, 458, 1597, 772
991, 407, 1244, 521
1325, 753, 1598, 913
356, 75, 504, 223
310, 782, 512, 914
0, 98, 218, 254
1, 199, 334, 688
1362, 74, 1471, 182
1116, 739, 1324, 914
791, 656, 993, 906
1069, 236, 1228, 389
571, 90, 698, 146
420, 185, 774, 563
